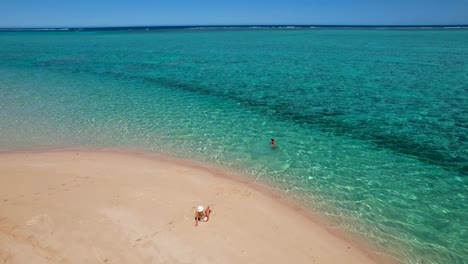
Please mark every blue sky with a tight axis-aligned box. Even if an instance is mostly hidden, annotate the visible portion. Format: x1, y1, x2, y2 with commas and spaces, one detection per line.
1, 0, 467, 27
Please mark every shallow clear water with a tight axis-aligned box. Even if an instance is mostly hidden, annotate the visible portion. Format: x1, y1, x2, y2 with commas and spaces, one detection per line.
0, 28, 467, 263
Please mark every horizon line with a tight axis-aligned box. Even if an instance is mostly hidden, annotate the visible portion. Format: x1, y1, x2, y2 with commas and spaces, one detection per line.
1, 24, 468, 30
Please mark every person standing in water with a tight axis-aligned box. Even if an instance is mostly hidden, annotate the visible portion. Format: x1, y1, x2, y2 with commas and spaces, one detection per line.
270, 138, 277, 147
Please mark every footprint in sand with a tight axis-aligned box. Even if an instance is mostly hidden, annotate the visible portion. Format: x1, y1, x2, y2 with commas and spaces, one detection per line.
133, 238, 152, 249
2, 253, 13, 264
167, 220, 177, 231
133, 238, 142, 248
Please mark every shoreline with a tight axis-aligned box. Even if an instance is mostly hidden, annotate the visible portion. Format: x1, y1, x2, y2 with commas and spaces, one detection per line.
0, 147, 397, 263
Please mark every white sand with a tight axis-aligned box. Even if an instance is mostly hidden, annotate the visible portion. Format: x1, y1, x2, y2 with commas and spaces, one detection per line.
0, 149, 395, 263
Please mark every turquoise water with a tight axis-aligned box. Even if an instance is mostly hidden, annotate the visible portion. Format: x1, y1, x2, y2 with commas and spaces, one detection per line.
0, 28, 467, 263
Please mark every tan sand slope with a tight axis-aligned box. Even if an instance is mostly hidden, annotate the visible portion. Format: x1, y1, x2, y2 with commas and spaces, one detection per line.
0, 149, 394, 263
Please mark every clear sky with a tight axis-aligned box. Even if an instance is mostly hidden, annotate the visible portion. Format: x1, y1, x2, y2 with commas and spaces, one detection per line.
1, 0, 467, 28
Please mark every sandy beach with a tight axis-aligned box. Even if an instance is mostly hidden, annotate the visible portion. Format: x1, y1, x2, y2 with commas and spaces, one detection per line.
0, 149, 394, 264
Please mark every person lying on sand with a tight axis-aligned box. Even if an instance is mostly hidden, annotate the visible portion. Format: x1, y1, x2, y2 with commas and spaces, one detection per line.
194, 205, 212, 227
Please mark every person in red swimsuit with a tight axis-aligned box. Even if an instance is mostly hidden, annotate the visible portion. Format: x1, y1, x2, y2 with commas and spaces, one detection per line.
270, 138, 277, 147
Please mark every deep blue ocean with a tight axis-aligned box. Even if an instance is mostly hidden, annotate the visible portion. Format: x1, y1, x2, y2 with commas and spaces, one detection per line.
0, 27, 467, 263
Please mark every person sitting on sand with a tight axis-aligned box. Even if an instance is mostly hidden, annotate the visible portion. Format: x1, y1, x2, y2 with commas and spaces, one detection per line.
194, 205, 211, 227
270, 138, 277, 147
